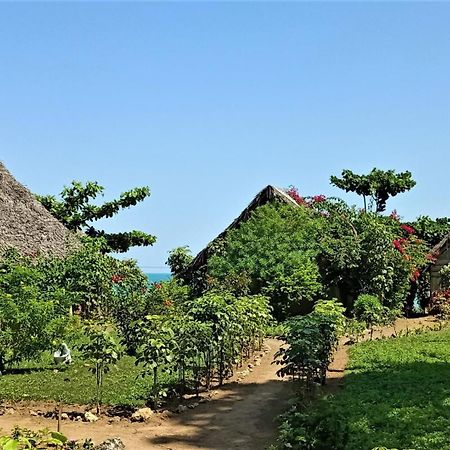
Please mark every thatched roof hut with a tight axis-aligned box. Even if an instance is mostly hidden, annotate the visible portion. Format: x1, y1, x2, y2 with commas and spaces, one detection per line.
187, 185, 298, 274
0, 162, 76, 257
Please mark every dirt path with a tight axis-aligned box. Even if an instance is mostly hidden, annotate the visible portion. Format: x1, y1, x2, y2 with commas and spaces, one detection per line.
0, 339, 292, 449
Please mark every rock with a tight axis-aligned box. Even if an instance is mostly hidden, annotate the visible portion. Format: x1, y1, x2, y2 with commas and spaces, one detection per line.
176, 405, 188, 413
188, 403, 199, 409
76, 415, 83, 422
94, 437, 125, 450
29, 410, 39, 416
255, 361, 261, 366
198, 398, 207, 403
131, 407, 154, 422
108, 416, 121, 424
248, 363, 254, 368
61, 413, 69, 420
84, 411, 99, 422
5, 408, 15, 415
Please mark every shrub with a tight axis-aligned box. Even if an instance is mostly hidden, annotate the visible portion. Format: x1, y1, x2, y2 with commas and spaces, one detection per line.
353, 294, 386, 339
275, 299, 345, 388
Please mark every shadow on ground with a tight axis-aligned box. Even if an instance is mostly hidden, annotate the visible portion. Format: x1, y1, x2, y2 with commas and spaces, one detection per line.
146, 378, 293, 450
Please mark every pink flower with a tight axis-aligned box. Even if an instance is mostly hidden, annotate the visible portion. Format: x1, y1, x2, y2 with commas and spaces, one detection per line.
312, 195, 326, 203
286, 186, 308, 207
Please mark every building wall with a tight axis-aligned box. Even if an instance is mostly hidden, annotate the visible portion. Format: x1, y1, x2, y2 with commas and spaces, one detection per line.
430, 243, 450, 292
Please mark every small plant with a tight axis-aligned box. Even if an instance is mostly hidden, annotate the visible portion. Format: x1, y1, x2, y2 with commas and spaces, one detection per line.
353, 294, 386, 339
0, 426, 94, 449
78, 321, 122, 413
135, 315, 177, 408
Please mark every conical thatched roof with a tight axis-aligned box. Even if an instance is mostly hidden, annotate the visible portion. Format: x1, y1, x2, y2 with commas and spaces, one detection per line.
187, 185, 298, 273
0, 162, 76, 257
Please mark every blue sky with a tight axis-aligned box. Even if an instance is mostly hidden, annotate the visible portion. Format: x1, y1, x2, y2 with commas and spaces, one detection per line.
1, 3, 450, 271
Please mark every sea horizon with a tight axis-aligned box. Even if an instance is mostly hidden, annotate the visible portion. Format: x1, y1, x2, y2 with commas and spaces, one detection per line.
146, 272, 172, 283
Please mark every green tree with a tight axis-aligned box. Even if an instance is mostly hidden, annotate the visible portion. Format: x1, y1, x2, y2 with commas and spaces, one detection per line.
207, 204, 323, 319
37, 181, 156, 253
330, 168, 416, 213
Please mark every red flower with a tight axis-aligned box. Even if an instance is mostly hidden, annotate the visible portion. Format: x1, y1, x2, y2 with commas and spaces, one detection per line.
393, 239, 404, 254
111, 274, 123, 284
400, 224, 416, 235
312, 195, 326, 203
163, 298, 173, 308
154, 283, 162, 290
410, 268, 421, 282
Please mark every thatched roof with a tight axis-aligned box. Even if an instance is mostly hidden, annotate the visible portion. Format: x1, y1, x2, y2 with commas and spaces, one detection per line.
0, 162, 76, 257
188, 185, 298, 273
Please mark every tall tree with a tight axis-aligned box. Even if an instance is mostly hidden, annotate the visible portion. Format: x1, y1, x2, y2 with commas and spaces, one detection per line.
37, 181, 156, 253
330, 168, 416, 213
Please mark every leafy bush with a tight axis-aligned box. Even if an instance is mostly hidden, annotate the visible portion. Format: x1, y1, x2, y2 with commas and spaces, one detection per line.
0, 253, 73, 372
275, 299, 345, 388
353, 294, 386, 338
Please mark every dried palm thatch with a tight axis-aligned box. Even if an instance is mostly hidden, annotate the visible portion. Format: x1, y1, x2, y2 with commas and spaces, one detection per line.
187, 185, 298, 274
0, 162, 77, 257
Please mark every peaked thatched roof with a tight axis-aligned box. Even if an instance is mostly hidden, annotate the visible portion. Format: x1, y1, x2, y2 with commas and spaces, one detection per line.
188, 185, 298, 273
0, 162, 76, 257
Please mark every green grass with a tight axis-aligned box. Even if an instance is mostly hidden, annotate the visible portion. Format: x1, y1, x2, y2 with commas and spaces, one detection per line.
333, 326, 450, 450
275, 326, 450, 450
0, 350, 172, 407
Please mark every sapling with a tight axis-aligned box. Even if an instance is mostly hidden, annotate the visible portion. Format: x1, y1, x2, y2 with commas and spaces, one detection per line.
79, 321, 122, 414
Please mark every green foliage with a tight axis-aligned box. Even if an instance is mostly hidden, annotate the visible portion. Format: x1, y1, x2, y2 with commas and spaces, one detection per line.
0, 426, 93, 450
330, 168, 416, 212
353, 294, 386, 337
275, 326, 450, 450
274, 397, 349, 450
0, 252, 73, 372
275, 299, 345, 388
37, 180, 156, 253
78, 321, 122, 413
127, 291, 272, 403
207, 196, 429, 317
135, 315, 177, 407
167, 246, 193, 282
412, 215, 450, 247
440, 264, 450, 290
208, 204, 323, 319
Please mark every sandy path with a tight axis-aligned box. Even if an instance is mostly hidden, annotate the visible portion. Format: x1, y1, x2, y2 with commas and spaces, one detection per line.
0, 339, 292, 450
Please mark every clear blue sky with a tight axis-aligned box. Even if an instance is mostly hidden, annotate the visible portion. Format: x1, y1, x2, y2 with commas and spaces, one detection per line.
1, 3, 450, 271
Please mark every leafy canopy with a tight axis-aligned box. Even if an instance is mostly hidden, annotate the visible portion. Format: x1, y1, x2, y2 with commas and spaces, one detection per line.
37, 181, 156, 253
330, 168, 416, 213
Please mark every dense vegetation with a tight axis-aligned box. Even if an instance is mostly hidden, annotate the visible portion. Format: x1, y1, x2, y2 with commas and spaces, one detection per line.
206, 196, 429, 319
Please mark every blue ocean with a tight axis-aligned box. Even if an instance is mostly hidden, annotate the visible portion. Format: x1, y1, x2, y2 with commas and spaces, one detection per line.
146, 273, 172, 283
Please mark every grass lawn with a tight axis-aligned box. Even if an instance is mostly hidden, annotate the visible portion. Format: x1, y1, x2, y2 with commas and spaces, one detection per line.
0, 350, 170, 407
332, 326, 450, 450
